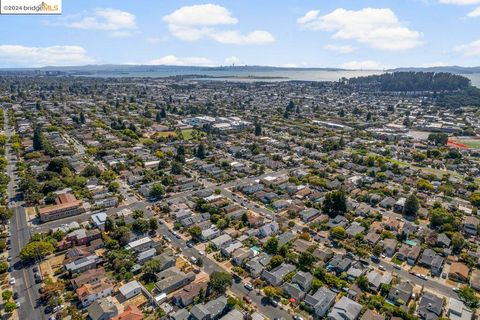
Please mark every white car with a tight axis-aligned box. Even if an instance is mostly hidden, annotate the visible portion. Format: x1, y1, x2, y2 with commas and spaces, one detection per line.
379, 265, 386, 271
198, 251, 204, 256
9, 277, 15, 285
15, 301, 20, 308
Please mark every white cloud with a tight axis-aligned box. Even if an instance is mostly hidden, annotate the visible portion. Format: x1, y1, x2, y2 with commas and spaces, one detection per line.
225, 56, 241, 65
439, 0, 480, 5
56, 8, 136, 36
144, 36, 168, 44
0, 45, 94, 67
210, 30, 274, 45
341, 60, 389, 70
149, 55, 214, 66
467, 7, 480, 16
163, 4, 238, 27
324, 44, 356, 54
298, 8, 421, 51
163, 4, 274, 45
454, 39, 480, 56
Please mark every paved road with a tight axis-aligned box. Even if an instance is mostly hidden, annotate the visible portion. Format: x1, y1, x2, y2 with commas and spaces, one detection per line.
157, 223, 293, 320
4, 116, 45, 320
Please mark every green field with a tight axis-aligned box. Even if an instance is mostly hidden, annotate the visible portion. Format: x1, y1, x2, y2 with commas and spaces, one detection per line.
461, 140, 480, 150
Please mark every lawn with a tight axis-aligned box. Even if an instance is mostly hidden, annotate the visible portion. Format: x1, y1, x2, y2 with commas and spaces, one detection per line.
144, 282, 155, 292
155, 131, 177, 138
181, 129, 196, 140
391, 255, 403, 265
461, 139, 480, 150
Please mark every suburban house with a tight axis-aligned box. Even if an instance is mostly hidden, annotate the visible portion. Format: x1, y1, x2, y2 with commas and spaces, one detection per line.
328, 296, 362, 320
304, 287, 336, 319
261, 263, 296, 286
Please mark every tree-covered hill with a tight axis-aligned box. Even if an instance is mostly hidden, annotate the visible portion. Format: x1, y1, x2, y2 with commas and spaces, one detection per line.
348, 72, 471, 92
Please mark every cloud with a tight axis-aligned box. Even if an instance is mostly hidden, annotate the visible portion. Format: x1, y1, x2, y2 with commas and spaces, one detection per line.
149, 55, 214, 66
298, 8, 421, 51
439, 0, 480, 4
144, 36, 168, 44
0, 45, 94, 67
210, 30, 274, 45
225, 56, 241, 65
56, 8, 137, 36
341, 60, 389, 70
163, 4, 274, 45
467, 7, 480, 16
324, 44, 356, 54
454, 39, 480, 56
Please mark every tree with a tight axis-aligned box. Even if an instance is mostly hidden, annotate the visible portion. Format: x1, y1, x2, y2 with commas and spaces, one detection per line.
33, 127, 43, 151
188, 226, 202, 241
372, 244, 383, 257
171, 161, 183, 174
0, 206, 13, 223
298, 252, 315, 271
156, 111, 162, 122
104, 217, 115, 232
196, 143, 206, 159
428, 132, 448, 146
142, 259, 162, 282
264, 236, 279, 254
269, 255, 284, 269
356, 275, 369, 291
208, 271, 232, 294
323, 191, 347, 217
366, 112, 372, 121
160, 107, 167, 119
0, 262, 8, 274
330, 226, 346, 239
255, 123, 262, 136
2, 290, 12, 301
80, 112, 86, 124
19, 241, 55, 261
459, 286, 479, 308
4, 301, 16, 313
403, 193, 419, 216
112, 226, 131, 246
149, 218, 158, 233
470, 192, 480, 207
263, 285, 282, 298
451, 232, 465, 252
81, 165, 101, 177
149, 183, 165, 199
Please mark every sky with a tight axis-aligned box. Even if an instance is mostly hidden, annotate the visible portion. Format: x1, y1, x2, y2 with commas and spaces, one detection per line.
0, 0, 480, 69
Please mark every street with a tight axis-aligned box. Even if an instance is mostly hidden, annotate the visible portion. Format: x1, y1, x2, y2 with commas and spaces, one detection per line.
4, 116, 45, 320
157, 222, 293, 320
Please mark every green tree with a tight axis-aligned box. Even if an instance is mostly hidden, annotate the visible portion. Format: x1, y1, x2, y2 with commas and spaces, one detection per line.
171, 161, 183, 174
4, 301, 16, 313
208, 271, 232, 294
255, 123, 262, 136
81, 165, 101, 177
403, 193, 419, 216
149, 218, 158, 233
0, 262, 8, 274
112, 226, 131, 246
451, 232, 465, 252
2, 290, 12, 301
196, 143, 206, 159
459, 286, 479, 308
356, 275, 369, 291
323, 191, 347, 217
298, 252, 315, 271
428, 132, 448, 146
470, 192, 480, 207
149, 183, 165, 199
0, 206, 13, 223
330, 226, 346, 239
188, 226, 202, 241
142, 259, 162, 282
19, 241, 54, 261
269, 255, 284, 269
264, 236, 279, 254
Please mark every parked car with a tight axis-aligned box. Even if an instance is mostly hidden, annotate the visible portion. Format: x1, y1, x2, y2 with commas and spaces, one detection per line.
244, 282, 254, 291
379, 265, 386, 271
243, 296, 252, 304
9, 278, 15, 285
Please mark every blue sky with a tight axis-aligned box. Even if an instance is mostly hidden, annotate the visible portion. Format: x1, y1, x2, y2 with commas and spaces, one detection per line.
0, 0, 480, 68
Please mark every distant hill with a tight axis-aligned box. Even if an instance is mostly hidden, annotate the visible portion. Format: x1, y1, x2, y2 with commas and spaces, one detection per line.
389, 66, 480, 74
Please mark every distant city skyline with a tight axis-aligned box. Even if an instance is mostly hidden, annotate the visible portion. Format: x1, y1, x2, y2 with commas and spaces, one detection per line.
1, 0, 480, 68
